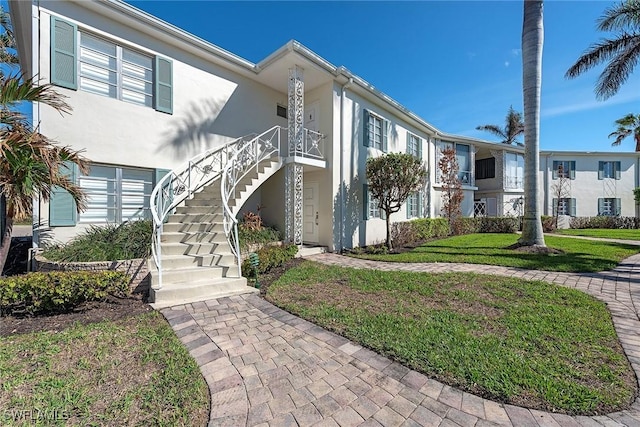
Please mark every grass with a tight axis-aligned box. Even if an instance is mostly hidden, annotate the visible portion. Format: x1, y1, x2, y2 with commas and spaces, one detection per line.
352, 233, 639, 272
266, 261, 636, 415
554, 228, 640, 241
0, 312, 209, 426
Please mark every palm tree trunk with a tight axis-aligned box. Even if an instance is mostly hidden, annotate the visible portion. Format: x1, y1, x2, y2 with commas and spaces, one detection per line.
635, 134, 640, 152
519, 0, 546, 247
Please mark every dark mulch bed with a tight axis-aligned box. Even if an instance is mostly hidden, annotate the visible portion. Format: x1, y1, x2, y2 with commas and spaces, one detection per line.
0, 294, 152, 337
257, 257, 305, 297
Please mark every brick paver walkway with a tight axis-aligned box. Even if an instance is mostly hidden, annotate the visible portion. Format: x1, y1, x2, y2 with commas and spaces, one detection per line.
160, 250, 640, 427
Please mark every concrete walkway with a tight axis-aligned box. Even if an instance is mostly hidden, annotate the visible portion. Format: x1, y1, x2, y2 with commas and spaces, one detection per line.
160, 249, 640, 426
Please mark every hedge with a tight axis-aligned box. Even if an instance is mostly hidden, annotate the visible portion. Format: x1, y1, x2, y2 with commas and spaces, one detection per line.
570, 216, 640, 229
241, 244, 298, 277
0, 270, 131, 316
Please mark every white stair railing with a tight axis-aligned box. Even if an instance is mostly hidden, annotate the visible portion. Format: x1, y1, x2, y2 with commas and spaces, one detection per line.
221, 126, 285, 277
150, 134, 254, 289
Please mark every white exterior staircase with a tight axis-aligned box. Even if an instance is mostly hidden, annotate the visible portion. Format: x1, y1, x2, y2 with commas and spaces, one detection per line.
149, 127, 286, 306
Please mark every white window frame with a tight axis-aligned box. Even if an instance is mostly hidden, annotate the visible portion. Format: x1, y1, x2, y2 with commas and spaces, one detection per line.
436, 141, 472, 185
505, 153, 524, 189
407, 192, 420, 218
601, 161, 616, 179
367, 188, 383, 219
78, 164, 153, 224
79, 32, 153, 107
368, 113, 386, 151
557, 198, 570, 216
407, 133, 421, 158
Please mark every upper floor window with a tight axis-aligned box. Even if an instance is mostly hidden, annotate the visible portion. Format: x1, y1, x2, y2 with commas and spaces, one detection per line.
475, 157, 495, 180
407, 132, 422, 158
363, 110, 388, 152
436, 141, 473, 185
80, 33, 153, 107
505, 153, 524, 189
552, 160, 575, 179
50, 16, 173, 114
598, 161, 621, 180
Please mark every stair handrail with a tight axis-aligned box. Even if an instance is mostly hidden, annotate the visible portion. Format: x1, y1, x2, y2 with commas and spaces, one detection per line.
221, 126, 285, 277
150, 133, 255, 289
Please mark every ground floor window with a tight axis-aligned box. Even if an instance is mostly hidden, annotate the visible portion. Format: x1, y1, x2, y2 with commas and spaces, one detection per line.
406, 192, 421, 218
553, 197, 576, 216
364, 184, 384, 220
598, 198, 621, 216
79, 165, 153, 223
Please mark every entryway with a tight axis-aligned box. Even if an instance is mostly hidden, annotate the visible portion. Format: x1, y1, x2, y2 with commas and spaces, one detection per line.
303, 181, 319, 244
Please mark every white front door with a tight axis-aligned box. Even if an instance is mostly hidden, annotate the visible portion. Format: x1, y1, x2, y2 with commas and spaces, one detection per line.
303, 181, 319, 243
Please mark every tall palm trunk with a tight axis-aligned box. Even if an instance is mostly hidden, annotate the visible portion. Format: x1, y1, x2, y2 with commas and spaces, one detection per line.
519, 0, 546, 247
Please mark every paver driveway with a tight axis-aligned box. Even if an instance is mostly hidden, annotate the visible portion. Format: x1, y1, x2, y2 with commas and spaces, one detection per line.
160, 251, 640, 427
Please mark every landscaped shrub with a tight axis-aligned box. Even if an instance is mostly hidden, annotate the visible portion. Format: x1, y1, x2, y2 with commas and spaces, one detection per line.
43, 220, 152, 262
238, 223, 281, 251
0, 270, 130, 315
451, 217, 481, 235
390, 218, 450, 247
241, 244, 298, 276
541, 215, 556, 232
478, 217, 518, 233
570, 216, 640, 229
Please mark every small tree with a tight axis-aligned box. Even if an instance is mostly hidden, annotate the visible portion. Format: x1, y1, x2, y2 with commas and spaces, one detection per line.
634, 187, 640, 218
551, 164, 570, 229
438, 147, 463, 229
366, 153, 426, 250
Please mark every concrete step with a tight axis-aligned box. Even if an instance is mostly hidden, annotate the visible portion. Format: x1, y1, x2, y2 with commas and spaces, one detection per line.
160, 242, 220, 256
174, 205, 222, 214
168, 213, 224, 223
185, 197, 222, 207
297, 246, 328, 257
161, 231, 228, 244
195, 252, 236, 267
150, 276, 255, 308
151, 266, 225, 286
162, 222, 225, 233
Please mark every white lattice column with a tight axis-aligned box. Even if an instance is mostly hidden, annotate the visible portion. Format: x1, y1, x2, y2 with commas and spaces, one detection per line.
490, 149, 504, 189
285, 66, 304, 243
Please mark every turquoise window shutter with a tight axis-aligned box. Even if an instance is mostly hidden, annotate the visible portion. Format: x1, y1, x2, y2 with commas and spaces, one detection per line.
363, 184, 369, 220
570, 198, 577, 216
552, 198, 557, 216
406, 131, 411, 155
552, 161, 559, 179
50, 16, 77, 90
417, 136, 422, 159
598, 198, 604, 215
598, 162, 604, 180
363, 110, 370, 147
616, 198, 621, 215
49, 162, 78, 226
569, 161, 576, 179
615, 161, 621, 180
382, 120, 388, 152
406, 194, 412, 219
418, 192, 423, 217
154, 56, 173, 114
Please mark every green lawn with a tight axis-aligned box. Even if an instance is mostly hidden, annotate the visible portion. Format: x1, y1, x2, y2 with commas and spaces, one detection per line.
353, 233, 638, 272
267, 261, 636, 415
554, 228, 640, 241
0, 312, 209, 426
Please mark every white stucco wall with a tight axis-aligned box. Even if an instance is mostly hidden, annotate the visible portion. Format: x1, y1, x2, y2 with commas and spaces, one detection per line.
34, 2, 290, 242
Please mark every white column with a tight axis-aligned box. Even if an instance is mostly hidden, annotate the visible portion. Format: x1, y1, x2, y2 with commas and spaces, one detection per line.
285, 66, 304, 243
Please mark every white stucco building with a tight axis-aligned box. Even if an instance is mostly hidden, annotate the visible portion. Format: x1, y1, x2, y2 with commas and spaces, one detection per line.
9, 0, 640, 302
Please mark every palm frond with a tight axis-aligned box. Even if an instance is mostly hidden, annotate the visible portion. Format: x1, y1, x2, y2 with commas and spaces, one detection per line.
0, 74, 71, 115
596, 35, 640, 99
598, 0, 640, 32
566, 34, 640, 80
476, 125, 507, 140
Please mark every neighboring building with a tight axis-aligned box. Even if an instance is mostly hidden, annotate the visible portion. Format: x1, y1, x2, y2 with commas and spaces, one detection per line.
9, 0, 640, 301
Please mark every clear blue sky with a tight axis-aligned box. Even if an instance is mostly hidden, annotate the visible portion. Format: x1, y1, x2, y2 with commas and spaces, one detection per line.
125, 2, 638, 151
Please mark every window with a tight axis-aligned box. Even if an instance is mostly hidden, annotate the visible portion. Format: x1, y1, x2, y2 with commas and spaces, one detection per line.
50, 16, 173, 113
407, 132, 422, 158
598, 198, 621, 216
364, 110, 388, 152
277, 104, 287, 118
505, 153, 524, 189
436, 141, 473, 185
79, 165, 153, 223
553, 197, 576, 216
552, 160, 575, 179
406, 192, 421, 218
475, 157, 495, 180
598, 161, 621, 180
363, 184, 384, 219
80, 33, 153, 107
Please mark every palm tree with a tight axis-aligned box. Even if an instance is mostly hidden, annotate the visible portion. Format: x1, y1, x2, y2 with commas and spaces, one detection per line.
609, 113, 640, 151
0, 7, 18, 66
519, 0, 546, 248
565, 0, 640, 100
476, 106, 525, 145
0, 74, 88, 272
